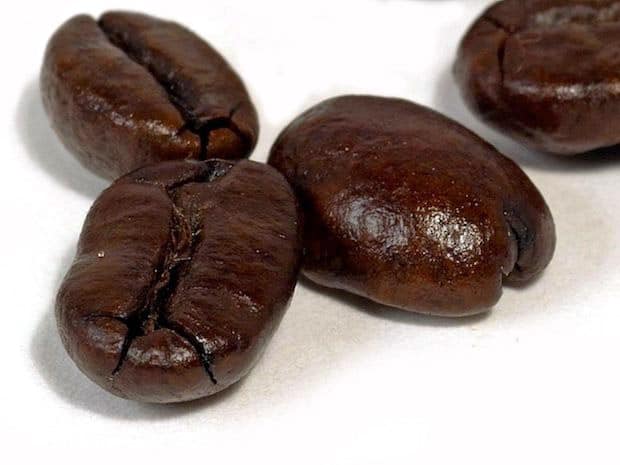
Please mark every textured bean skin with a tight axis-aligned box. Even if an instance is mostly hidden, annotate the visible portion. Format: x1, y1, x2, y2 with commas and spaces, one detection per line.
269, 95, 555, 316
41, 12, 258, 179
455, 0, 620, 155
56, 160, 301, 403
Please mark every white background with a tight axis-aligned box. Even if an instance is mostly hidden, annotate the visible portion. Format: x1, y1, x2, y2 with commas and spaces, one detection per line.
2, 1, 619, 463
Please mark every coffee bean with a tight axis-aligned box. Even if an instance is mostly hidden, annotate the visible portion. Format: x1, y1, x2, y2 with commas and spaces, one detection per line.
268, 95, 555, 316
455, 0, 620, 155
41, 12, 259, 179
56, 159, 301, 402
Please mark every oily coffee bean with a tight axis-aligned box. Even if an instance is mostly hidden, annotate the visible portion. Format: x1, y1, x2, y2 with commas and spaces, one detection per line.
268, 95, 555, 316
455, 0, 620, 155
41, 11, 258, 179
56, 159, 301, 403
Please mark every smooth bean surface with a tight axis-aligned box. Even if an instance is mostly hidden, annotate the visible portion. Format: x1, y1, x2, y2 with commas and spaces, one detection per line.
269, 95, 555, 316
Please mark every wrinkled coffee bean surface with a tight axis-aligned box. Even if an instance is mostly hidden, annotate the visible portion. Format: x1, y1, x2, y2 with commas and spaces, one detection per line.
56, 160, 301, 402
41, 11, 258, 178
455, 0, 620, 154
269, 95, 555, 316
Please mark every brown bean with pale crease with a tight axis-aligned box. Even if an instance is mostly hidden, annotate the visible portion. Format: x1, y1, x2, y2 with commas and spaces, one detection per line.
269, 95, 556, 316
41, 11, 258, 179
56, 160, 301, 403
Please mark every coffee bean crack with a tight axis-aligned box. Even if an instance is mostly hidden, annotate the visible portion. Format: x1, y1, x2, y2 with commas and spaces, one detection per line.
504, 210, 531, 276
96, 20, 250, 160
481, 2, 620, 106
110, 165, 233, 384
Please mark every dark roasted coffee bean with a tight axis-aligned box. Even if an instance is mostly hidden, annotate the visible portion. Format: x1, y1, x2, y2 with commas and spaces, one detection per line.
56, 160, 301, 403
268, 95, 555, 316
455, 0, 620, 155
41, 12, 259, 179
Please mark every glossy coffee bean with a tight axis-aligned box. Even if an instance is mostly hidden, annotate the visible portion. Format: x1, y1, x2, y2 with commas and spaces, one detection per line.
41, 11, 258, 179
455, 0, 620, 155
56, 160, 301, 403
269, 95, 555, 316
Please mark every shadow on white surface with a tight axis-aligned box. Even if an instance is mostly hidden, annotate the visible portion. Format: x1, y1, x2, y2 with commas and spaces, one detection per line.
29, 245, 244, 420
299, 276, 491, 325
16, 79, 108, 199
433, 66, 620, 172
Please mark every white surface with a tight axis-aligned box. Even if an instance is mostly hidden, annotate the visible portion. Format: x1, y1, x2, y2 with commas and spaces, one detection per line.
1, 0, 619, 463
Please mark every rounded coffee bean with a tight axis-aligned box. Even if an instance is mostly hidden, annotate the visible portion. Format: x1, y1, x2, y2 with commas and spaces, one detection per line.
41, 12, 259, 179
269, 95, 555, 316
455, 0, 620, 155
56, 160, 301, 402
